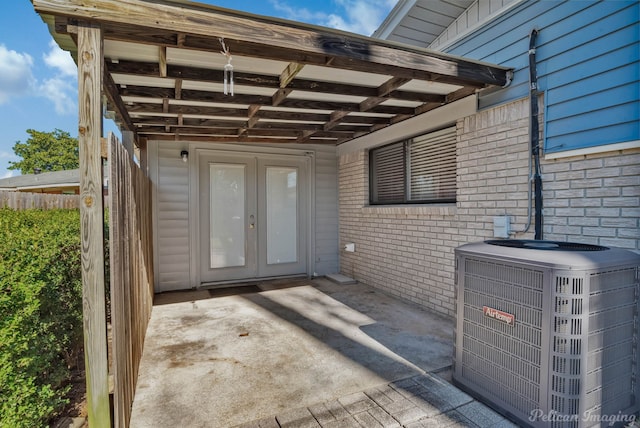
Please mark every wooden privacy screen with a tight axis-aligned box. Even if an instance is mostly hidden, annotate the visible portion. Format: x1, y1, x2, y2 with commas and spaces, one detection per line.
108, 133, 154, 428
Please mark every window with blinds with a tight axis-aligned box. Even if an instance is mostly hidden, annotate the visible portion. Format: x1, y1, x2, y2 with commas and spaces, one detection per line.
369, 127, 456, 205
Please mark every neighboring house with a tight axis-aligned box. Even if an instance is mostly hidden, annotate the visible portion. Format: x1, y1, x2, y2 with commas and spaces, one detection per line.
32, 0, 638, 319
0, 169, 80, 194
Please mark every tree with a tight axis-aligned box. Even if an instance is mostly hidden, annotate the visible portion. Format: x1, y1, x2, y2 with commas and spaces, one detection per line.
8, 129, 79, 175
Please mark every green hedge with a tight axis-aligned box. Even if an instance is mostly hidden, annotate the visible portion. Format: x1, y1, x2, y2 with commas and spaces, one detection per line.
0, 208, 83, 428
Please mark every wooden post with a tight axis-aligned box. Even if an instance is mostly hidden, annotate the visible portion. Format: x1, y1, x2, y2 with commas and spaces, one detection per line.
78, 22, 111, 428
138, 137, 148, 174
122, 130, 134, 158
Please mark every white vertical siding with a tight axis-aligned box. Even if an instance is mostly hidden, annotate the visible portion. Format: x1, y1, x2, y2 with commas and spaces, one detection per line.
313, 146, 339, 276
153, 143, 190, 292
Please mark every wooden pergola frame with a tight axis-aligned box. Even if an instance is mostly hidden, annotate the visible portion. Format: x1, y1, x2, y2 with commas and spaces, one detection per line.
31, 1, 512, 426
35, 0, 511, 147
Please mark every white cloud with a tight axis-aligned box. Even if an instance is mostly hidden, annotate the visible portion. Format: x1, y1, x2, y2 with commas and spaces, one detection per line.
0, 45, 36, 104
39, 76, 77, 115
269, 0, 330, 25
332, 0, 398, 35
1, 170, 16, 179
269, 0, 396, 35
38, 40, 78, 115
43, 40, 77, 77
0, 42, 77, 115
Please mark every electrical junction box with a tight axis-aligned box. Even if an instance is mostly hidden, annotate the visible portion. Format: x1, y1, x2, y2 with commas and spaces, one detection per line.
493, 216, 511, 238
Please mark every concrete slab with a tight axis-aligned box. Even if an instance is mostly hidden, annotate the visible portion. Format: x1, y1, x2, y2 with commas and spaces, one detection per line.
130, 278, 454, 428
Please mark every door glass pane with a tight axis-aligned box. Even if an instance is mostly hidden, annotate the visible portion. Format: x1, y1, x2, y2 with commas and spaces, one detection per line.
266, 167, 297, 264
210, 164, 245, 268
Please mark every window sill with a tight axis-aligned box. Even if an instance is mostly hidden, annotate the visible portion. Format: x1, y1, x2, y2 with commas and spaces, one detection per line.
362, 204, 456, 216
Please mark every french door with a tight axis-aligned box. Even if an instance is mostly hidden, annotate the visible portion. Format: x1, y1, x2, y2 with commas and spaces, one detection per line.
199, 152, 308, 284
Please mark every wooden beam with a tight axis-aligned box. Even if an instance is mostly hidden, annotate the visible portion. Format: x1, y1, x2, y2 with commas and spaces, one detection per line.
247, 104, 261, 128
77, 21, 111, 428
323, 111, 350, 131
359, 77, 414, 112
103, 62, 136, 133
174, 78, 182, 100
271, 88, 292, 107
33, 0, 512, 87
296, 130, 315, 143
279, 62, 304, 88
378, 77, 411, 97
247, 116, 259, 128
158, 46, 167, 77
176, 33, 186, 47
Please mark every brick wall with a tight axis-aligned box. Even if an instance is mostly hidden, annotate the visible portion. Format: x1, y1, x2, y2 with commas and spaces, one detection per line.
339, 97, 639, 318
543, 152, 640, 249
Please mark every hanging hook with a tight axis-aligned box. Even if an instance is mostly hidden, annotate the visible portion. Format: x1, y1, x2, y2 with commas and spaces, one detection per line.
219, 38, 234, 96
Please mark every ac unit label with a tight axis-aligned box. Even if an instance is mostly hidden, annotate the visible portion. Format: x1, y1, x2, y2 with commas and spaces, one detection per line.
483, 306, 515, 326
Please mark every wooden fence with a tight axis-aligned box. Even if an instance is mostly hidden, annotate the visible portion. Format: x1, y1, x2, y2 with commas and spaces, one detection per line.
0, 190, 79, 209
108, 133, 154, 428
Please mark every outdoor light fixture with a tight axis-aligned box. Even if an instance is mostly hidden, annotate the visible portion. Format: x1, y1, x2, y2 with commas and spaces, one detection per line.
180, 150, 188, 163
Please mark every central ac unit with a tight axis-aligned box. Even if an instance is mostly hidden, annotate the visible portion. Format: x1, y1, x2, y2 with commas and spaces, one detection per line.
453, 240, 640, 427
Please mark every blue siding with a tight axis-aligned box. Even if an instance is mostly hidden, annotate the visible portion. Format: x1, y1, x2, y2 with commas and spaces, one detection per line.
444, 0, 640, 153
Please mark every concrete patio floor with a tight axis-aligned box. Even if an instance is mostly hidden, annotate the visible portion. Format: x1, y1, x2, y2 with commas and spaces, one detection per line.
129, 278, 512, 427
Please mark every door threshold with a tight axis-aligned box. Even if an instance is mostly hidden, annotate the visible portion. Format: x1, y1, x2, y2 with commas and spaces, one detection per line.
199, 274, 308, 290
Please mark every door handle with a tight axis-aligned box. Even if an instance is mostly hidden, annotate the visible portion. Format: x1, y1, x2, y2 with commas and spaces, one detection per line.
249, 214, 255, 229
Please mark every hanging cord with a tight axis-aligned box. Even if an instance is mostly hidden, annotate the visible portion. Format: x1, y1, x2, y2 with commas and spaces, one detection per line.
220, 38, 234, 96
513, 28, 540, 236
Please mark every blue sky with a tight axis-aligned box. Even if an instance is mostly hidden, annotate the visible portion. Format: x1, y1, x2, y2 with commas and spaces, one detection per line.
0, 0, 396, 178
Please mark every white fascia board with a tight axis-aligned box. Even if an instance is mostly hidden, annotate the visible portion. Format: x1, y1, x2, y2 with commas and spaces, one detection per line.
544, 140, 640, 160
372, 0, 417, 39
337, 95, 477, 156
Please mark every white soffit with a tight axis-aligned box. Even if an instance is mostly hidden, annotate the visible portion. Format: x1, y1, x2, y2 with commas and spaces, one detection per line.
181, 80, 276, 96
112, 74, 175, 88
381, 99, 422, 108
296, 65, 390, 86
167, 47, 287, 74
105, 40, 158, 62
288, 90, 366, 104
400, 80, 463, 94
